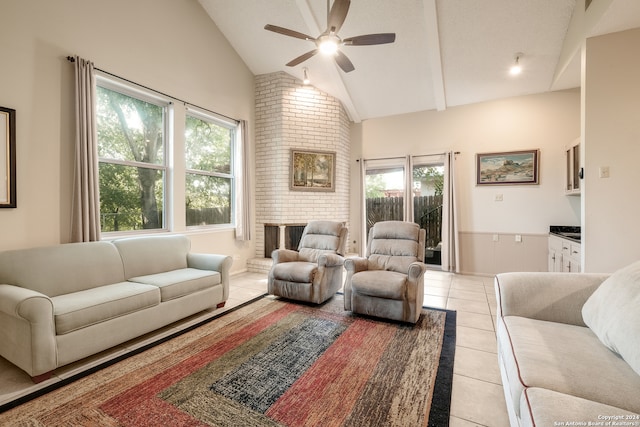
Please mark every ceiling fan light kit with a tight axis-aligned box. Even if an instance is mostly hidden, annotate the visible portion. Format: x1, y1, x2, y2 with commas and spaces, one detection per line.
318, 35, 340, 55
264, 0, 396, 73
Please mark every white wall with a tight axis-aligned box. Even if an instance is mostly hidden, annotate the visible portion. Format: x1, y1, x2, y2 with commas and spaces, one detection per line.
583, 28, 640, 272
0, 0, 256, 273
350, 90, 582, 275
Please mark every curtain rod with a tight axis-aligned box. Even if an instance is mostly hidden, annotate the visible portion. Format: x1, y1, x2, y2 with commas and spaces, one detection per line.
66, 56, 239, 124
356, 152, 461, 162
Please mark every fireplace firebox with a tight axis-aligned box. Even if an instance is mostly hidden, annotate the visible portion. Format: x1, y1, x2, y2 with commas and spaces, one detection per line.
264, 223, 306, 258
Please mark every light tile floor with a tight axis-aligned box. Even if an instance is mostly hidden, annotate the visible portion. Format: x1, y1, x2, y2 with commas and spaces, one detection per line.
0, 270, 510, 426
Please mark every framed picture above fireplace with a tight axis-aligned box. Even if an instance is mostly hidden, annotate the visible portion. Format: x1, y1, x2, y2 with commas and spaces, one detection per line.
290, 149, 336, 192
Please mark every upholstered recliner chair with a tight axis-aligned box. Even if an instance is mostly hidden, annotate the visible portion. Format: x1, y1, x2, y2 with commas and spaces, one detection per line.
344, 221, 427, 324
268, 220, 348, 304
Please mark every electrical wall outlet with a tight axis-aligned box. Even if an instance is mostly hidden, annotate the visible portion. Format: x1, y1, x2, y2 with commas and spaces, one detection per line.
492, 234, 499, 242
515, 234, 522, 242
495, 194, 503, 202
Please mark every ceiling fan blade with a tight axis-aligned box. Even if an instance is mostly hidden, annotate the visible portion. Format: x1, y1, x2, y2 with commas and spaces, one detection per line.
343, 33, 396, 46
334, 50, 355, 73
327, 0, 350, 34
286, 49, 319, 67
264, 24, 315, 41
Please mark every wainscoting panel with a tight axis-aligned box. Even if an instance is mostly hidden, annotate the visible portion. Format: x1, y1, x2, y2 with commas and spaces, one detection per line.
458, 232, 548, 276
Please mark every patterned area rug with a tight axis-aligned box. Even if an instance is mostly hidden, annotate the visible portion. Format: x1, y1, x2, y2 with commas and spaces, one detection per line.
0, 295, 456, 426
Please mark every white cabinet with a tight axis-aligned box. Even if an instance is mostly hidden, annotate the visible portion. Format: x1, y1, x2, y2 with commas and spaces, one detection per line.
548, 235, 581, 272
548, 235, 563, 272
561, 241, 581, 272
565, 138, 581, 196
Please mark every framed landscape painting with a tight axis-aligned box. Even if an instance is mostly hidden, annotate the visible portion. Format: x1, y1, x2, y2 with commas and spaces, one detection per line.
1, 106, 16, 208
476, 149, 539, 185
290, 149, 336, 192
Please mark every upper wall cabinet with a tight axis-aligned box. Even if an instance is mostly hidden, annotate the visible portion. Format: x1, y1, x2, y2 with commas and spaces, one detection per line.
565, 137, 581, 196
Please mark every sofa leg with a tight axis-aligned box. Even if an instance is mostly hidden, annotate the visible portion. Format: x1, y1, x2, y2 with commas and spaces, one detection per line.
216, 301, 226, 308
31, 371, 53, 383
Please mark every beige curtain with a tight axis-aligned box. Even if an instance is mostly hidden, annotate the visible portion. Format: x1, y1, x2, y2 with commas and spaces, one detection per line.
441, 151, 459, 272
235, 120, 251, 241
70, 56, 101, 242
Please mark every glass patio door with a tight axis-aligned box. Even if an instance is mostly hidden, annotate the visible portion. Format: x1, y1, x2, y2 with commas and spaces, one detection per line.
363, 158, 407, 239
361, 154, 447, 268
412, 155, 445, 266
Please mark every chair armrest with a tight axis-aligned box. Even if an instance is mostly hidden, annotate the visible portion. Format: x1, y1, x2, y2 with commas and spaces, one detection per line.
318, 253, 345, 268
344, 257, 368, 274
271, 249, 300, 265
407, 262, 427, 281
495, 272, 610, 326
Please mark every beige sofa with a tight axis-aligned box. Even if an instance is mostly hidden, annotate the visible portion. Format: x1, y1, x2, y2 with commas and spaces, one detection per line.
495, 263, 640, 426
0, 235, 232, 382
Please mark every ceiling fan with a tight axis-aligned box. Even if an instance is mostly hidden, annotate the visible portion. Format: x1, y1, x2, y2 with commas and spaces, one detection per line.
264, 0, 396, 73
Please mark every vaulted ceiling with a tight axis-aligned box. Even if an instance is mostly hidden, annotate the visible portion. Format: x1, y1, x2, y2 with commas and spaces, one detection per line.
199, 0, 640, 122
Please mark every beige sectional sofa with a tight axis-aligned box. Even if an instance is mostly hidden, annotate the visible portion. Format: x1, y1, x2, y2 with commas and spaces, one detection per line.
0, 234, 232, 382
495, 263, 640, 426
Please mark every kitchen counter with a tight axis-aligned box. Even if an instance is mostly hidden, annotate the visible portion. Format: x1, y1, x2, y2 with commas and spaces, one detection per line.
549, 225, 581, 243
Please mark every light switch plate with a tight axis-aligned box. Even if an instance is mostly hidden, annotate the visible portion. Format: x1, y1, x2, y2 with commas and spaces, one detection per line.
599, 166, 610, 178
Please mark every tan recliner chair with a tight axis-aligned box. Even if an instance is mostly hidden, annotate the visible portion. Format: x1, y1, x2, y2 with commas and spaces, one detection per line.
268, 220, 347, 304
344, 221, 427, 324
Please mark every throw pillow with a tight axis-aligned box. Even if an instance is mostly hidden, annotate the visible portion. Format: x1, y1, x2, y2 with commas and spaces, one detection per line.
582, 260, 640, 376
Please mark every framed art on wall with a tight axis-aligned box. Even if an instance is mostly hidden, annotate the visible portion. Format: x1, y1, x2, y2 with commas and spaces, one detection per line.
290, 149, 336, 192
0, 106, 16, 208
476, 149, 539, 185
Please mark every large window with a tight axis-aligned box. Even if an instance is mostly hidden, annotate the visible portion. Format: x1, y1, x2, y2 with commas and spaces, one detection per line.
96, 82, 168, 232
184, 111, 234, 227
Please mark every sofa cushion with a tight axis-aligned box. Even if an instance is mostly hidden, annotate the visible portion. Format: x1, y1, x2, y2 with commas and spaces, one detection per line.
582, 260, 640, 376
0, 242, 125, 297
498, 315, 640, 417
520, 388, 640, 427
271, 262, 317, 283
128, 268, 220, 302
52, 282, 160, 335
351, 270, 407, 300
112, 235, 190, 279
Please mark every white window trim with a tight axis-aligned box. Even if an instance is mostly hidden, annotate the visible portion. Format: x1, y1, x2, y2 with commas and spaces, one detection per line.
96, 75, 172, 235
184, 107, 237, 229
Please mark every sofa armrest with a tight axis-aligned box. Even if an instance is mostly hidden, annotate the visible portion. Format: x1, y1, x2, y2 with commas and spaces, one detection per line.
0, 284, 54, 324
0, 284, 57, 377
271, 249, 299, 265
495, 272, 610, 326
187, 253, 233, 300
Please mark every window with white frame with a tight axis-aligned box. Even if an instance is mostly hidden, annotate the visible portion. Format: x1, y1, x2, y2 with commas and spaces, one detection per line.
96, 80, 169, 232
184, 110, 235, 227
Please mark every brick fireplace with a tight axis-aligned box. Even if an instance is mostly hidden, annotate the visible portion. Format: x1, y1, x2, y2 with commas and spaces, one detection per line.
249, 71, 350, 271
